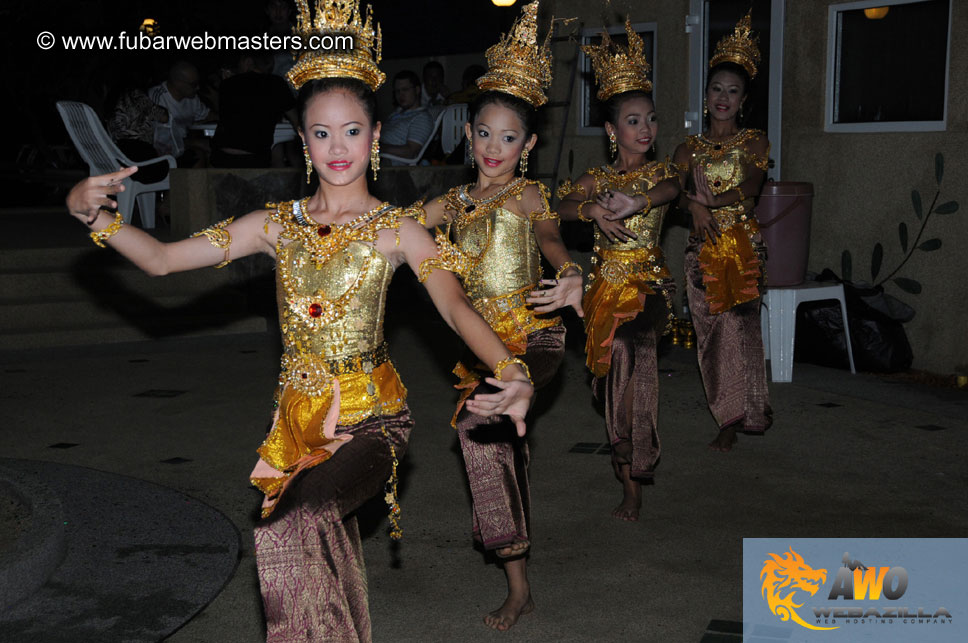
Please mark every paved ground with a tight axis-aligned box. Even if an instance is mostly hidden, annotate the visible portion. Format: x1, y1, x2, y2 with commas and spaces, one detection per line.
2, 292, 967, 642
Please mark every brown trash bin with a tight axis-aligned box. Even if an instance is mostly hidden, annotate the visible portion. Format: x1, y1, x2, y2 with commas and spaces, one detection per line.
755, 181, 814, 286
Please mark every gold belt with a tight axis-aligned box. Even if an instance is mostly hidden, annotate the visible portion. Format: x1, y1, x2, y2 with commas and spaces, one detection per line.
594, 248, 668, 285
280, 342, 391, 396
472, 284, 535, 317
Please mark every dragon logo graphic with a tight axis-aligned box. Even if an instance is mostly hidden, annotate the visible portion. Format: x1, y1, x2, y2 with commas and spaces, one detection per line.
760, 548, 838, 631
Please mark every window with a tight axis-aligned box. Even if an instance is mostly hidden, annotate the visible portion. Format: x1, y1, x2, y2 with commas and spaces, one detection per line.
825, 0, 951, 132
577, 22, 657, 135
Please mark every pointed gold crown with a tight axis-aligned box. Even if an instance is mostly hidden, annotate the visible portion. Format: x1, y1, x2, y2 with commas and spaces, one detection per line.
476, 1, 554, 107
582, 18, 652, 102
286, 0, 385, 91
709, 9, 760, 79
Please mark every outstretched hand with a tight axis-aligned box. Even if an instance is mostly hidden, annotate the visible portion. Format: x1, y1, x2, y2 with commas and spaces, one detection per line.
463, 377, 533, 437
527, 276, 584, 317
66, 166, 139, 224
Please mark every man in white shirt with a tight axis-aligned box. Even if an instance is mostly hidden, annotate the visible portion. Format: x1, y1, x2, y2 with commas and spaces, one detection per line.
148, 61, 216, 164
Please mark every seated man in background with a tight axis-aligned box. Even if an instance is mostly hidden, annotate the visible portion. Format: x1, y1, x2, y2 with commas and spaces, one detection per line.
148, 60, 217, 167
106, 72, 171, 185
211, 53, 296, 168
380, 70, 434, 164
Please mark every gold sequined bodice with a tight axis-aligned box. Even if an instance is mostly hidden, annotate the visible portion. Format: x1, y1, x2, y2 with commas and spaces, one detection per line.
588, 163, 671, 251
451, 207, 541, 300
443, 180, 548, 301
271, 200, 399, 361
684, 129, 769, 229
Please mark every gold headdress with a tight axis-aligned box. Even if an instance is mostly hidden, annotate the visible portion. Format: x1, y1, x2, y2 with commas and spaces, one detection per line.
709, 9, 760, 79
582, 18, 652, 102
286, 0, 385, 91
476, 1, 553, 107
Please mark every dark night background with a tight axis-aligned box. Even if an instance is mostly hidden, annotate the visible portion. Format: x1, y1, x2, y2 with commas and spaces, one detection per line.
0, 0, 522, 204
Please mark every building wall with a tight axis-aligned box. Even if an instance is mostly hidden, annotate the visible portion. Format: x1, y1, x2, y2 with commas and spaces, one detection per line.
782, 0, 967, 374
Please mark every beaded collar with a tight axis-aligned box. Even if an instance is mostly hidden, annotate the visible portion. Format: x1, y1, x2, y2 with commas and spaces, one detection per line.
269, 199, 397, 267
691, 128, 761, 158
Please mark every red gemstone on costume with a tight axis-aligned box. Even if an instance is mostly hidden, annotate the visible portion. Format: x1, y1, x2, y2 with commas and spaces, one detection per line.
317, 225, 331, 237
308, 303, 323, 317
301, 373, 308, 379
464, 205, 476, 214
713, 180, 721, 187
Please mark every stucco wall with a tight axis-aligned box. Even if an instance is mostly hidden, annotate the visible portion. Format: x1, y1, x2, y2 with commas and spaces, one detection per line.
782, 1, 967, 373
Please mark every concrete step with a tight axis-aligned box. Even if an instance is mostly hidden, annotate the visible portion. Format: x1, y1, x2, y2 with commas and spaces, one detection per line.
0, 315, 267, 351
0, 265, 237, 301
0, 290, 257, 330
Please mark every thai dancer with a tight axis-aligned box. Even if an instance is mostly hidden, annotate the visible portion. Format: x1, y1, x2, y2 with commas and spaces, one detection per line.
410, 1, 582, 630
672, 11, 772, 452
557, 20, 679, 521
65, 1, 533, 640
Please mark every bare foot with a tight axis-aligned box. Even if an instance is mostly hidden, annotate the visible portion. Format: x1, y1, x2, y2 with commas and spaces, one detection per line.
484, 592, 534, 631
708, 424, 738, 452
611, 462, 641, 521
496, 541, 529, 558
484, 556, 532, 631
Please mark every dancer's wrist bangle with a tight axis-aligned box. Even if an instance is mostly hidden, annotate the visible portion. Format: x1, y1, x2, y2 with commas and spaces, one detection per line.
493, 357, 532, 384
576, 200, 594, 222
90, 212, 124, 248
555, 261, 582, 280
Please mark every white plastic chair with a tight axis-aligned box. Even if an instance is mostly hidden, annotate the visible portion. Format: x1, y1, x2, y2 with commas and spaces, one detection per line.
760, 282, 856, 382
440, 103, 468, 155
380, 108, 448, 166
56, 100, 175, 228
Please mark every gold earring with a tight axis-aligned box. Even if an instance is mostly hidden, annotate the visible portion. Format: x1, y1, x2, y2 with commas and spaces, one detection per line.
370, 139, 380, 181
466, 138, 475, 168
703, 99, 708, 118
303, 144, 313, 184
519, 147, 529, 174
739, 105, 744, 121
608, 132, 617, 159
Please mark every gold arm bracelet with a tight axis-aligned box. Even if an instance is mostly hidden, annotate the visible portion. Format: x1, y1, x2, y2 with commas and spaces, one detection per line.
576, 200, 594, 223
555, 261, 583, 279
734, 186, 746, 203
192, 217, 235, 268
493, 356, 532, 384
90, 212, 124, 248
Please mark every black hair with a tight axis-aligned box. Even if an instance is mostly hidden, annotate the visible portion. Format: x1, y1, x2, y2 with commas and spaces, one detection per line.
467, 90, 538, 138
706, 62, 750, 94
295, 77, 377, 131
603, 90, 654, 127
462, 64, 486, 88
392, 69, 421, 89
422, 60, 444, 76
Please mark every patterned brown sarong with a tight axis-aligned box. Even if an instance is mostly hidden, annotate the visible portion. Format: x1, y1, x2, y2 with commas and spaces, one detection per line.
454, 325, 565, 550
592, 294, 669, 478
254, 409, 413, 643
685, 236, 772, 432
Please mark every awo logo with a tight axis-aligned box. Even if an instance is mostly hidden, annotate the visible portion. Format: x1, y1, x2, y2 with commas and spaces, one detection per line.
759, 548, 954, 632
